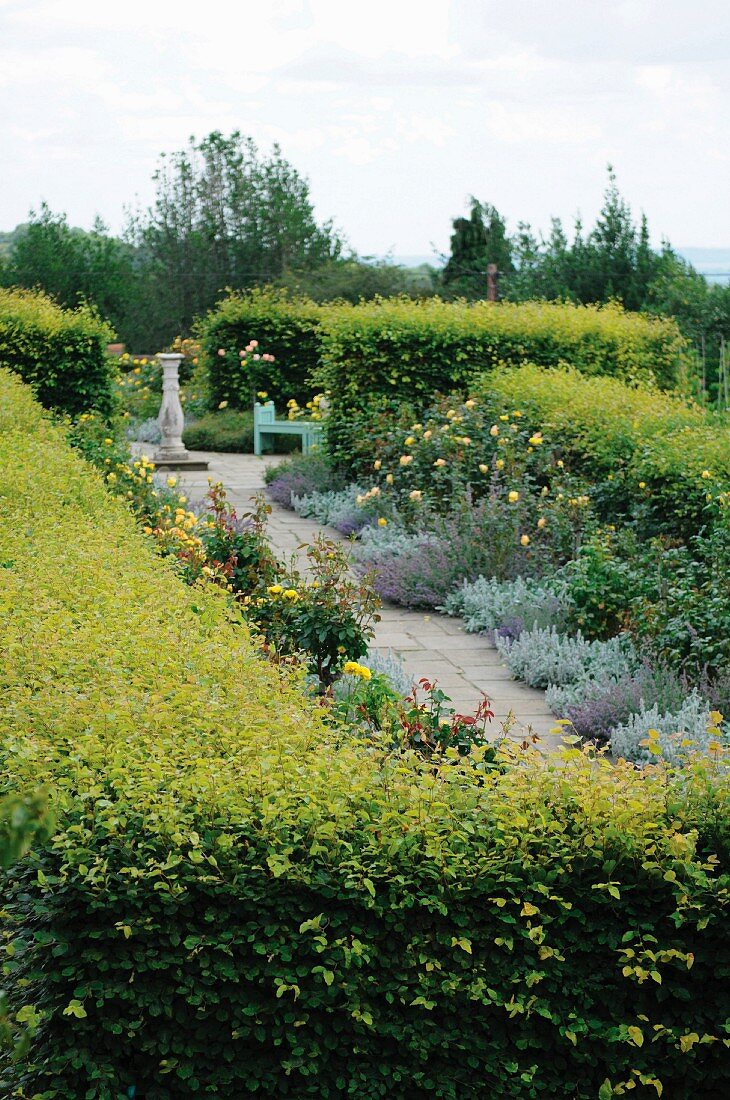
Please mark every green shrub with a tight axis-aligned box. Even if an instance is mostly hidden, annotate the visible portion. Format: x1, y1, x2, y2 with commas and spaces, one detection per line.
181, 409, 301, 454
197, 287, 321, 409
0, 286, 116, 416
2, 370, 730, 1098
182, 408, 255, 452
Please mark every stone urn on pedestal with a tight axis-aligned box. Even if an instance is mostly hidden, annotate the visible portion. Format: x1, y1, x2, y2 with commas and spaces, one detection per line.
153, 353, 208, 470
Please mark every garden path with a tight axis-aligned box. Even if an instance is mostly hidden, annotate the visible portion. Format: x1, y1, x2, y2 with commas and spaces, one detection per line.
154, 448, 563, 750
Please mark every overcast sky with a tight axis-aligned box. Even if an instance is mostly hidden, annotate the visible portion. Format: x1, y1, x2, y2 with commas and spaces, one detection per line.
1, 0, 728, 257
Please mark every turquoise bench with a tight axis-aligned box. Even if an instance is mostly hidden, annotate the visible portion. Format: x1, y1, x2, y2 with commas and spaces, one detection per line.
253, 401, 323, 456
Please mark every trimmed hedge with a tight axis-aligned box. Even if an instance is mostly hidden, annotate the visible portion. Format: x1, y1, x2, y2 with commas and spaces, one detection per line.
197, 287, 321, 409
182, 408, 255, 452
476, 364, 730, 539
198, 293, 687, 424
315, 297, 688, 456
2, 370, 730, 1098
0, 286, 116, 416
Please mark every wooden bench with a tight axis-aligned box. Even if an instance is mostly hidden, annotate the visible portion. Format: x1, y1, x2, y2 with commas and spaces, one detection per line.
253, 400, 323, 456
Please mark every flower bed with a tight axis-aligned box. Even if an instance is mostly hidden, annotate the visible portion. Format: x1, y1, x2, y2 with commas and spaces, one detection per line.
267, 365, 730, 759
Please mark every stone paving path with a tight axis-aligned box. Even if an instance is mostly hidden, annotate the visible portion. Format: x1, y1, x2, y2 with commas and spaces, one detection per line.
152, 449, 561, 749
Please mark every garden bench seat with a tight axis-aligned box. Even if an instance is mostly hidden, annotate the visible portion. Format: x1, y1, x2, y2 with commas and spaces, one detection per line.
253, 400, 323, 456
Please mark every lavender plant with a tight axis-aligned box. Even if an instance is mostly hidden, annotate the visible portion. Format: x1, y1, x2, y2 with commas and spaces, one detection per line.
264, 453, 337, 507
562, 662, 693, 743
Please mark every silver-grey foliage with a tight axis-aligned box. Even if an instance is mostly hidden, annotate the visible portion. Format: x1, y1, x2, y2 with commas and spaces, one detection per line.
610, 690, 724, 764
496, 626, 636, 693
441, 575, 572, 635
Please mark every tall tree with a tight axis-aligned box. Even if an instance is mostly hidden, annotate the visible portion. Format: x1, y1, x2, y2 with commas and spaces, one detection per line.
441, 198, 514, 299
5, 204, 141, 341
127, 131, 344, 344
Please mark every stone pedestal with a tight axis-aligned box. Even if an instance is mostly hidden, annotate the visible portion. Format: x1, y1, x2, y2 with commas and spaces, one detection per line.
153, 353, 208, 470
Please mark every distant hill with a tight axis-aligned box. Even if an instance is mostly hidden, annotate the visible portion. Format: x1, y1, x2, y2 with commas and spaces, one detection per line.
390, 254, 444, 269
391, 250, 730, 283
677, 248, 730, 284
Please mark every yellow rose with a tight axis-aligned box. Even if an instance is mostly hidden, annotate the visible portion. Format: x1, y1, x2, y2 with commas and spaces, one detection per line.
496, 458, 505, 470
374, 459, 382, 470
409, 490, 423, 501
399, 455, 413, 466
378, 517, 388, 527
537, 517, 547, 529
433, 458, 446, 468
520, 535, 530, 546
267, 584, 283, 596
464, 399, 476, 409
423, 430, 432, 440
343, 661, 372, 680
282, 589, 299, 602
478, 463, 488, 474
490, 425, 499, 437
508, 490, 520, 503
405, 436, 415, 446
385, 473, 394, 485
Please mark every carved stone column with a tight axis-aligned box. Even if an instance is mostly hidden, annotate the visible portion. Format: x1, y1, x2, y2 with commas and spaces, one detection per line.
153, 353, 208, 470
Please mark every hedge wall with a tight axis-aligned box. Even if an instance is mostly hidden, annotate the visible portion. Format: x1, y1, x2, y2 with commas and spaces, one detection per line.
198, 293, 687, 424
1, 370, 729, 1098
315, 297, 688, 451
0, 286, 116, 416
476, 364, 730, 539
197, 288, 321, 410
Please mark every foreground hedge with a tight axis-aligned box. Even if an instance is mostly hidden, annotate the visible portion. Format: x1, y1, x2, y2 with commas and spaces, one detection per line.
1, 371, 730, 1098
0, 286, 115, 416
476, 364, 730, 539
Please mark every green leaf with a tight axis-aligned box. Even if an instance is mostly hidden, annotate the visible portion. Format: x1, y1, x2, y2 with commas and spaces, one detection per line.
628, 1025, 644, 1047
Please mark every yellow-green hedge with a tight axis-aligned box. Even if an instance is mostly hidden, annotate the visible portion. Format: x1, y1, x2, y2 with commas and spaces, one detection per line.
0, 286, 116, 416
1, 370, 729, 1098
317, 293, 685, 399
313, 296, 689, 471
476, 364, 730, 537
199, 292, 688, 419
198, 287, 322, 408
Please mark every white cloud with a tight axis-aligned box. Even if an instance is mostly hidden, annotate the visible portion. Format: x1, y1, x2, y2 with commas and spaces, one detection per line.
0, 0, 728, 249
